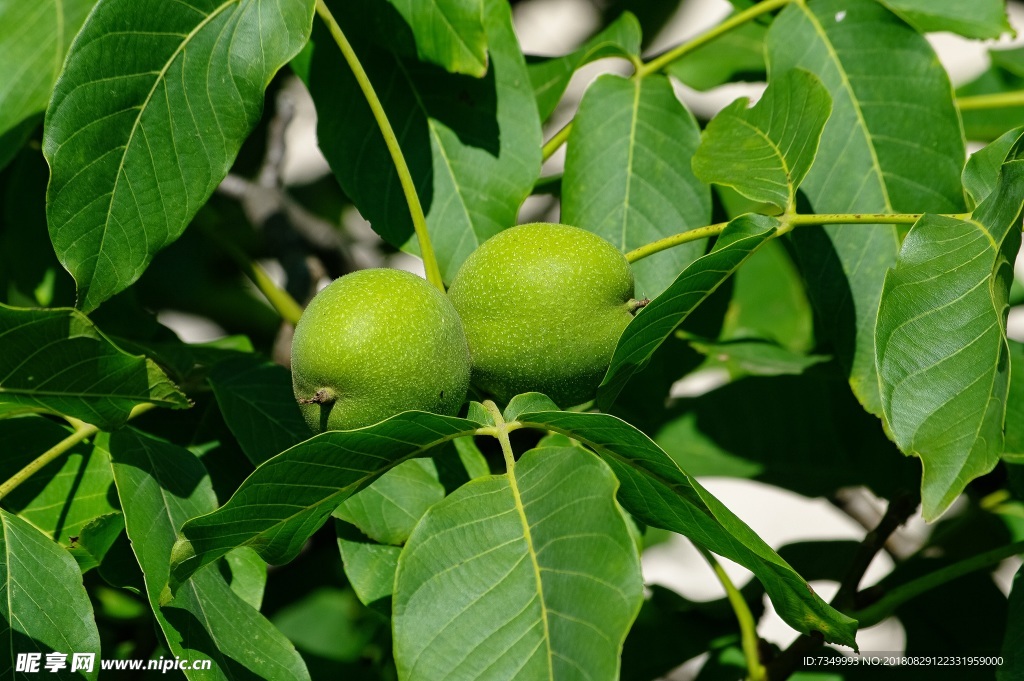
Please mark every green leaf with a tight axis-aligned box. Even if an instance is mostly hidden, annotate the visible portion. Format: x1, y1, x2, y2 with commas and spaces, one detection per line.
963, 127, 1024, 210
877, 0, 1012, 39
0, 508, 100, 680
876, 146, 1024, 520
337, 531, 401, 607
272, 588, 380, 664
654, 365, 917, 499
308, 0, 540, 281
597, 214, 777, 408
693, 69, 831, 212
562, 73, 711, 298
385, 0, 487, 77
768, 0, 967, 417
393, 445, 643, 680
1005, 341, 1024, 464
170, 411, 482, 589
0, 0, 95, 170
224, 548, 267, 610
513, 410, 857, 647
208, 356, 309, 465
0, 304, 187, 428
665, 16, 765, 92
528, 13, 641, 121
43, 0, 315, 312
67, 512, 125, 573
1003, 565, 1024, 680
688, 338, 830, 377
0, 418, 118, 546
108, 428, 310, 680
335, 459, 445, 546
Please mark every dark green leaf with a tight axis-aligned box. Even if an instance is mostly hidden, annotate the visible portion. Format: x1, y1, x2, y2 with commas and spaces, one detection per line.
877, 0, 1011, 39
335, 459, 445, 546
597, 214, 777, 408
67, 512, 125, 573
385, 0, 487, 77
0, 508, 100, 680
393, 445, 643, 680
0, 304, 187, 428
693, 69, 831, 212
43, 0, 315, 311
272, 588, 380, 663
876, 147, 1024, 520
1003, 565, 1024, 680
654, 365, 917, 499
562, 73, 711, 298
528, 13, 641, 121
108, 428, 310, 680
1006, 341, 1024, 464
208, 355, 309, 465
514, 409, 857, 647
309, 0, 540, 281
0, 0, 95, 169
688, 338, 830, 377
768, 0, 967, 417
665, 16, 765, 92
170, 411, 482, 588
963, 127, 1023, 210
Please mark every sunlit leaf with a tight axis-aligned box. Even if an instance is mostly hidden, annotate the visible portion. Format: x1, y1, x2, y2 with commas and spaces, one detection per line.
170, 412, 482, 589
43, 0, 316, 311
768, 0, 967, 417
335, 459, 445, 545
108, 428, 310, 680
877, 0, 1011, 39
0, 304, 187, 428
876, 143, 1024, 519
563, 73, 711, 298
693, 69, 831, 212
337, 530, 401, 607
598, 214, 777, 407
393, 445, 643, 680
385, 0, 487, 77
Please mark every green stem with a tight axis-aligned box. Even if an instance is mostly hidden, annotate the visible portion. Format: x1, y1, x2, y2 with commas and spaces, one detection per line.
205, 226, 304, 325
0, 403, 156, 502
626, 211, 972, 264
852, 540, 1024, 628
483, 400, 516, 470
314, 0, 444, 292
697, 547, 766, 681
542, 121, 573, 163
625, 222, 729, 263
956, 90, 1024, 111
636, 0, 793, 78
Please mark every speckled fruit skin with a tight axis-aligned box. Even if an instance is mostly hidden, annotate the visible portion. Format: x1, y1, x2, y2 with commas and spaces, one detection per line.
448, 222, 635, 407
291, 269, 471, 432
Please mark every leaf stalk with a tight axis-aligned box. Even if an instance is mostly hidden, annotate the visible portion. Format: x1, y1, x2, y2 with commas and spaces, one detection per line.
314, 0, 445, 291
956, 90, 1024, 111
697, 546, 767, 681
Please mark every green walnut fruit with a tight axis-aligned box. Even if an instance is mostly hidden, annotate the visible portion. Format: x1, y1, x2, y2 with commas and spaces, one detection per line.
291, 268, 471, 432
448, 222, 638, 407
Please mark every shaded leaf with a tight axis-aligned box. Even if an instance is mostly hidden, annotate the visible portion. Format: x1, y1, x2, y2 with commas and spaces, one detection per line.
528, 13, 641, 121
170, 411, 482, 588
877, 0, 1011, 39
67, 512, 125, 573
876, 145, 1024, 519
209, 355, 309, 465
688, 338, 830, 377
335, 459, 445, 546
43, 0, 315, 312
0, 0, 95, 170
665, 16, 765, 92
597, 214, 777, 408
393, 445, 643, 680
0, 508, 100, 680
768, 0, 967, 417
385, 0, 487, 77
108, 428, 310, 680
0, 304, 187, 428
309, 0, 540, 281
224, 548, 266, 610
693, 69, 831, 212
958, 48, 1024, 142
337, 529, 401, 607
1003, 565, 1024, 680
562, 73, 711, 298
1006, 341, 1024, 464
272, 588, 380, 663
514, 409, 857, 647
